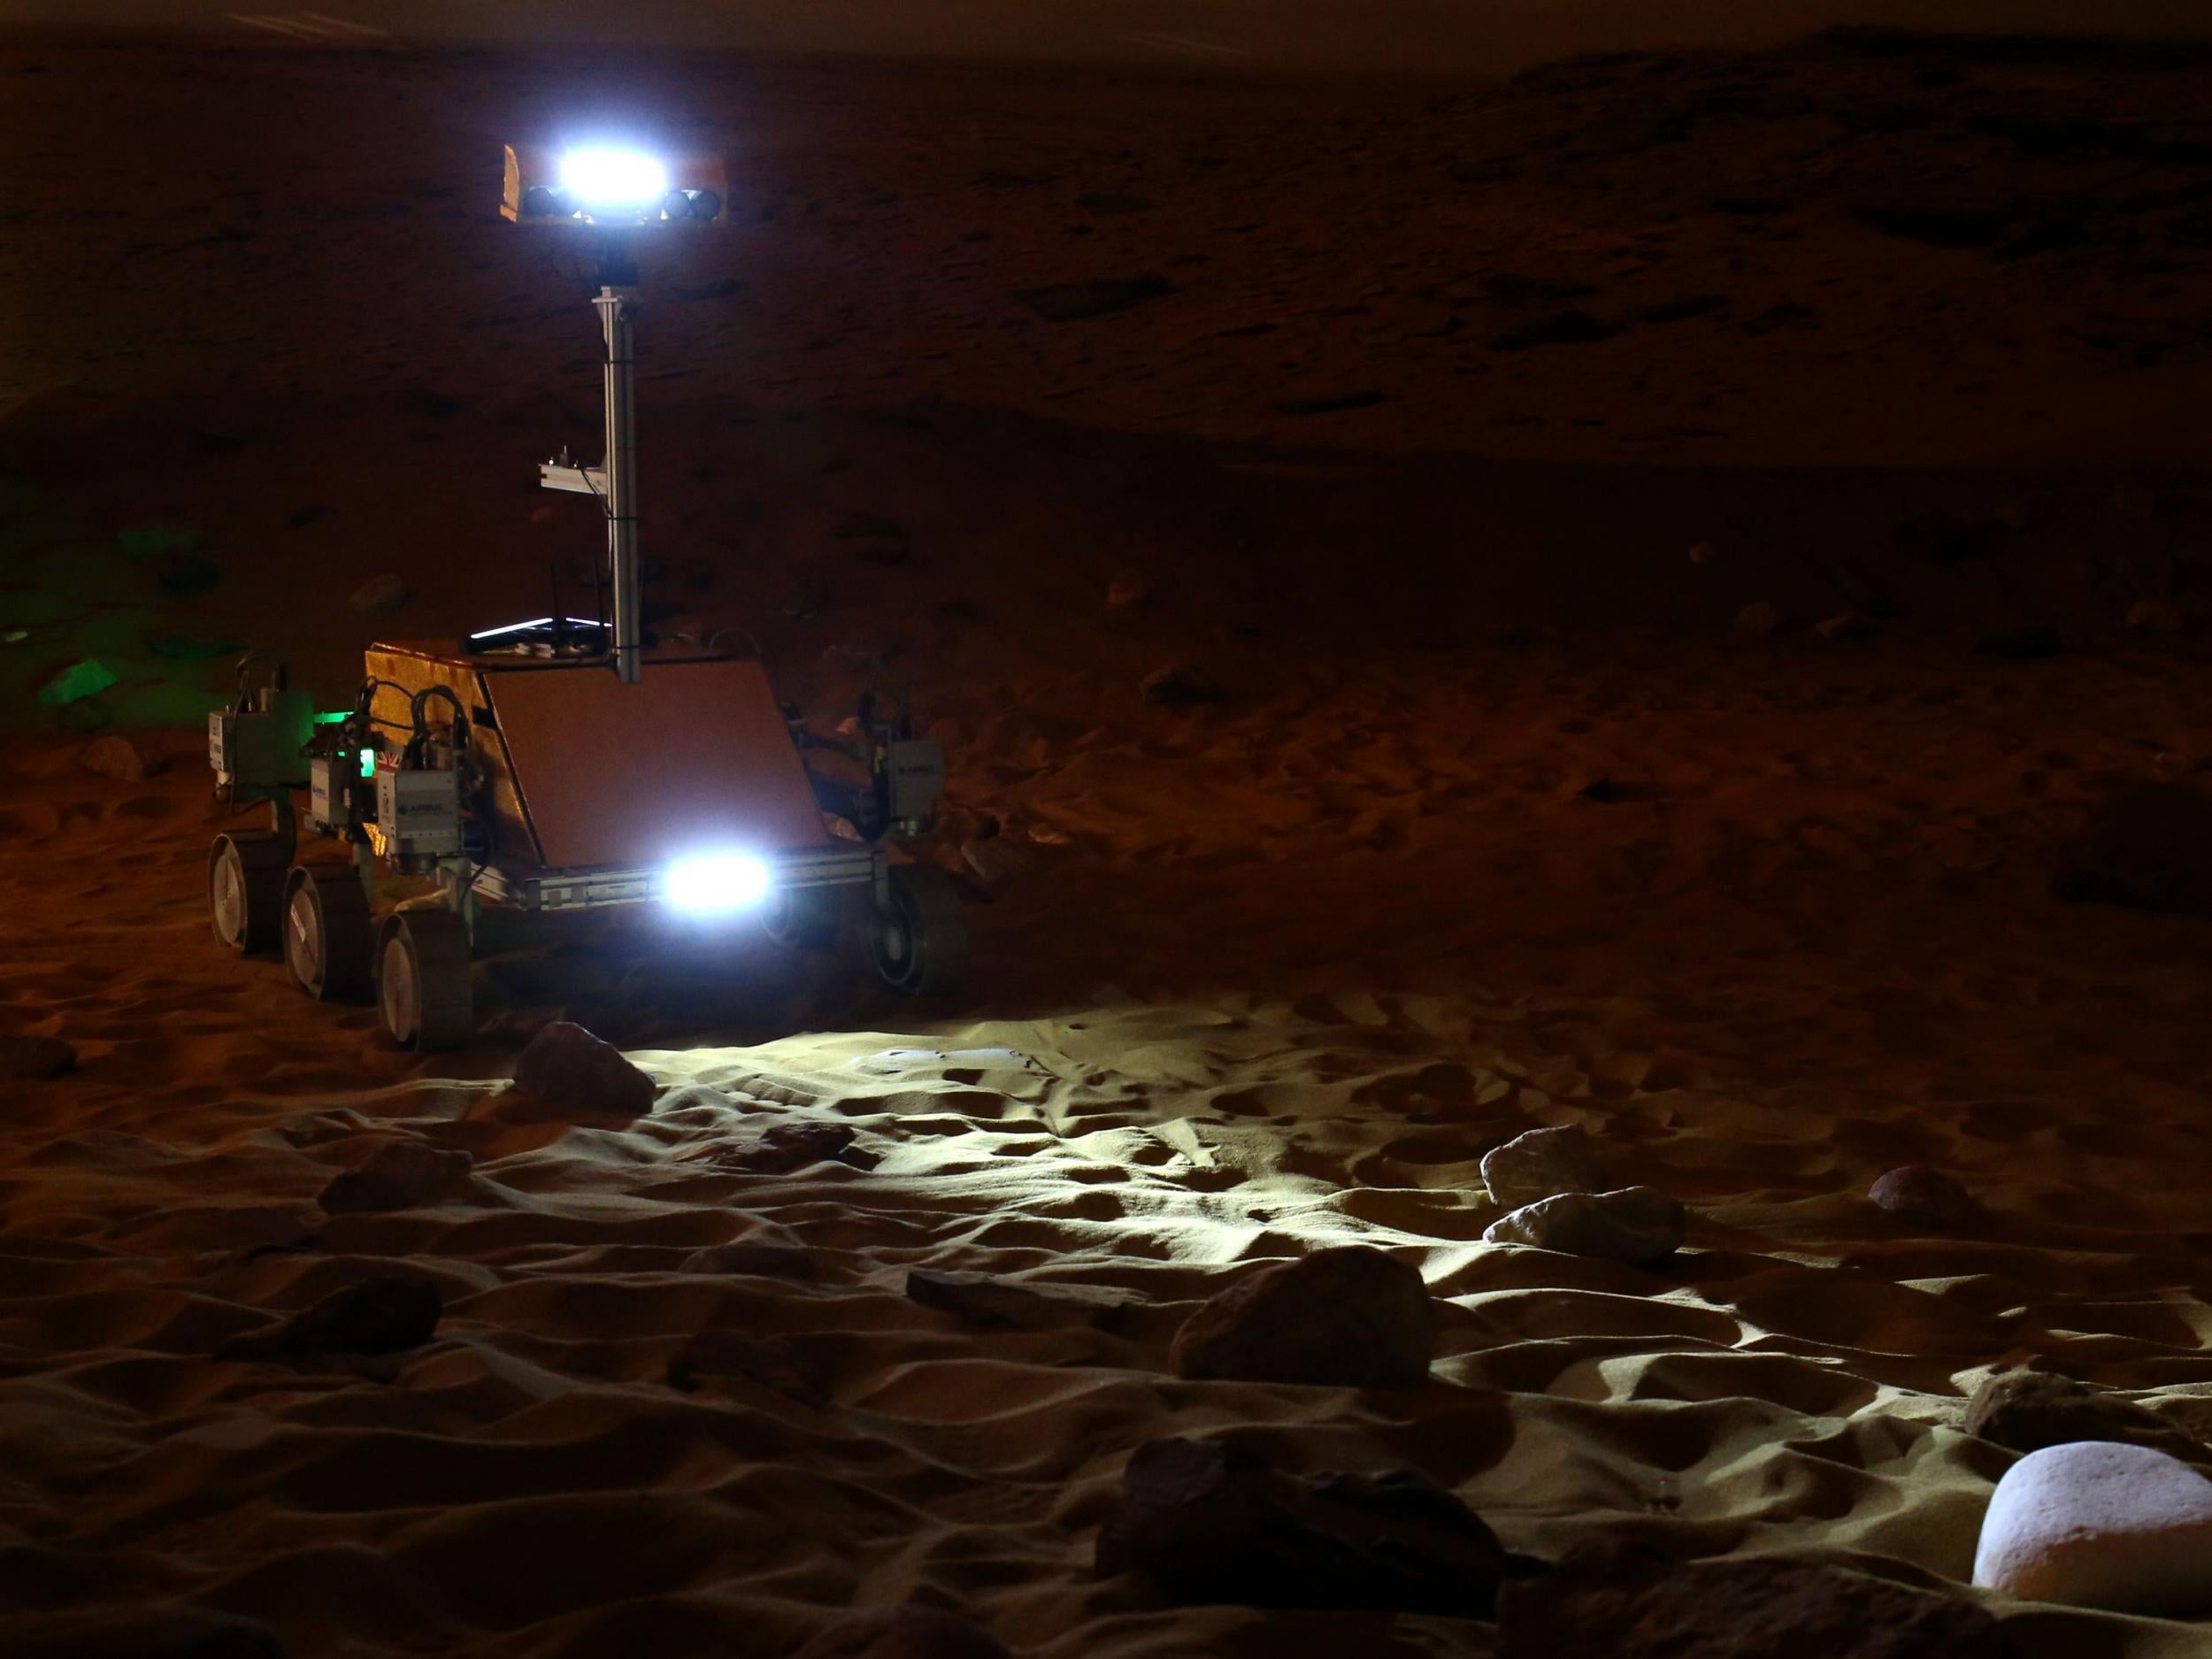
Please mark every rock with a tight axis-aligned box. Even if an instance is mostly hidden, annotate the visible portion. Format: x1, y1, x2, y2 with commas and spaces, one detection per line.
961, 837, 1040, 886
2055, 782, 2212, 918
80, 735, 150, 782
1481, 1125, 1612, 1210
0, 1035, 77, 1081
906, 1268, 1134, 1333
1734, 600, 1780, 635
1095, 1436, 1522, 1616
1140, 664, 1225, 708
1169, 1245, 1434, 1386
215, 1276, 442, 1362
35, 660, 117, 708
1485, 1187, 1686, 1265
347, 572, 409, 615
317, 1140, 473, 1215
681, 1240, 818, 1279
1490, 308, 1619, 351
1106, 572, 1148, 607
1498, 1538, 2010, 1658
1869, 1165, 1976, 1231
1966, 1370, 2209, 1468
1016, 274, 1173, 322
1974, 624, 2061, 661
1816, 611, 1872, 641
1973, 1440, 2212, 1616
733, 1122, 856, 1174
791, 1606, 1010, 1659
511, 1021, 657, 1118
666, 1330, 828, 1408
2126, 599, 2185, 635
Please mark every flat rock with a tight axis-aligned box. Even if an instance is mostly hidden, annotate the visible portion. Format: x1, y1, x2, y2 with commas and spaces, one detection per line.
1016, 274, 1172, 322
1482, 1125, 1612, 1209
666, 1330, 828, 1408
348, 572, 410, 614
906, 1268, 1133, 1333
1967, 1370, 2209, 1469
0, 1035, 77, 1081
1973, 1440, 2212, 1615
1485, 1187, 1686, 1265
731, 1121, 856, 1173
1095, 1436, 1522, 1616
681, 1240, 818, 1279
511, 1021, 657, 1118
1499, 1539, 2010, 1657
317, 1139, 472, 1215
1140, 664, 1225, 708
791, 1607, 1010, 1659
216, 1276, 442, 1362
1170, 1244, 1434, 1386
80, 735, 150, 782
1869, 1165, 1977, 1231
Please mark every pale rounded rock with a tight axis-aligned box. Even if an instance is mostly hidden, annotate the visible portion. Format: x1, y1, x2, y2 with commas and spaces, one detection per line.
1481, 1125, 1611, 1210
1484, 1187, 1685, 1266
1972, 1440, 2212, 1616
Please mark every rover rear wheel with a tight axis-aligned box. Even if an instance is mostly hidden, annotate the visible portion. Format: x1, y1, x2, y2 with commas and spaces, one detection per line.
872, 865, 967, 996
282, 865, 373, 1002
209, 831, 288, 955
761, 884, 844, 949
375, 909, 474, 1051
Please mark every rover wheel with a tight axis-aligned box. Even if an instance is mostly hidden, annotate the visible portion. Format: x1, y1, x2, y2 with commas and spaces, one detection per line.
209, 831, 289, 955
281, 865, 373, 1002
872, 865, 967, 996
374, 909, 475, 1051
761, 883, 845, 949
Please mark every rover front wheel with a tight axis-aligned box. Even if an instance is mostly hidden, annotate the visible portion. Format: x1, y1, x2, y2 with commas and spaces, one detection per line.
375, 909, 475, 1051
209, 832, 288, 955
282, 865, 373, 1002
761, 884, 844, 949
872, 865, 967, 996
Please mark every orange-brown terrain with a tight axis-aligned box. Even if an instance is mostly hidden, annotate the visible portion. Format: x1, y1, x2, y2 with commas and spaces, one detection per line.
5, 25, 2212, 1659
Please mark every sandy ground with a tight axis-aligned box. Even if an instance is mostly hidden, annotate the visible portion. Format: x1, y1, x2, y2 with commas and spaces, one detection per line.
6, 27, 2212, 1659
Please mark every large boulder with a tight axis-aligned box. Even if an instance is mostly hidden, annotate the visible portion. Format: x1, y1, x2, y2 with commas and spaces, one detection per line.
1499, 1540, 2011, 1657
1481, 1125, 1612, 1209
1869, 1166, 1976, 1232
1973, 1440, 2212, 1615
1965, 1370, 2209, 1469
511, 1021, 657, 1118
1095, 1436, 1523, 1616
317, 1139, 472, 1214
1169, 1245, 1435, 1386
216, 1276, 442, 1363
791, 1607, 1010, 1659
1485, 1187, 1685, 1266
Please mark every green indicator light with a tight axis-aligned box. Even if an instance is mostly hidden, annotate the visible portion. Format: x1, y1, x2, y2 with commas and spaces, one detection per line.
312, 711, 348, 726
359, 750, 377, 780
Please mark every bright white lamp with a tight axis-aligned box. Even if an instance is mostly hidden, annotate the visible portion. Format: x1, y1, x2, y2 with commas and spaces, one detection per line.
560, 149, 671, 215
664, 853, 773, 914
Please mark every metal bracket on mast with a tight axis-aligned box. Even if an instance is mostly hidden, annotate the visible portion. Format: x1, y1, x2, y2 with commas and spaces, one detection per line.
536, 230, 644, 685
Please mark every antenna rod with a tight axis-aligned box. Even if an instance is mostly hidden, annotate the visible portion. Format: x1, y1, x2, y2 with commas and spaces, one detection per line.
595, 280, 642, 685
